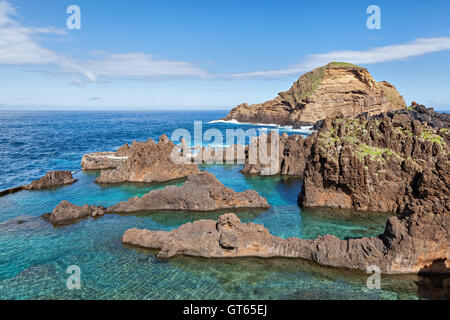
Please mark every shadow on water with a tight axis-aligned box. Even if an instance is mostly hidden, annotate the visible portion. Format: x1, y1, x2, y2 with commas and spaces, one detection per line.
415, 274, 450, 300
299, 207, 393, 240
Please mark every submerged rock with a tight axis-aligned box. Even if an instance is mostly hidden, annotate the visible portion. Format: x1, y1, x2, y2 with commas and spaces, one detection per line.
122, 203, 449, 274
24, 171, 77, 190
222, 62, 405, 127
95, 135, 198, 184
107, 171, 270, 213
44, 200, 105, 226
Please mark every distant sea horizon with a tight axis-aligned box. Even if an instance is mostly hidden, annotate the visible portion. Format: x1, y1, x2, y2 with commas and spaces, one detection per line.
1, 105, 449, 113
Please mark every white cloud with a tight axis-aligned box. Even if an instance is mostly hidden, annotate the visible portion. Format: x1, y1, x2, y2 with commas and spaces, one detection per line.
2, 0, 450, 83
231, 37, 450, 78
0, 0, 208, 82
0, 0, 15, 26
82, 53, 210, 79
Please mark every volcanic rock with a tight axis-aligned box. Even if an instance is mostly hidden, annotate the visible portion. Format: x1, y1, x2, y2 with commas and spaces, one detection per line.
24, 171, 77, 190
44, 200, 105, 226
122, 205, 449, 274
107, 171, 270, 213
95, 135, 198, 184
81, 152, 128, 170
241, 131, 316, 177
222, 62, 405, 127
299, 106, 449, 213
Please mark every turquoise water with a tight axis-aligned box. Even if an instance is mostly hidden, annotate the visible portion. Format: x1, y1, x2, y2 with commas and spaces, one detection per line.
0, 111, 442, 299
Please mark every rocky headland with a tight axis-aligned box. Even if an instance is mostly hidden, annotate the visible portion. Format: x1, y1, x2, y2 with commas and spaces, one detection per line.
94, 135, 198, 184
122, 204, 449, 274
222, 62, 405, 127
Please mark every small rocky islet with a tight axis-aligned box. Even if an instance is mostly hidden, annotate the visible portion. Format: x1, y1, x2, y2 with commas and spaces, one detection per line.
20, 62, 448, 275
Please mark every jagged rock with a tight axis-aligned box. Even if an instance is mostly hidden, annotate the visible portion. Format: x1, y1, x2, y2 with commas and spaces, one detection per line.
44, 200, 105, 226
381, 104, 450, 129
81, 152, 128, 170
107, 171, 270, 213
199, 144, 247, 164
95, 135, 198, 184
299, 106, 449, 213
122, 204, 449, 274
222, 62, 405, 127
241, 131, 316, 177
24, 171, 77, 190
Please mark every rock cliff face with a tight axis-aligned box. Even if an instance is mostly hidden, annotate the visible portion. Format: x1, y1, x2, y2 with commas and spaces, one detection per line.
107, 171, 269, 213
122, 205, 449, 274
24, 171, 77, 190
95, 135, 198, 184
299, 106, 449, 213
241, 131, 316, 177
223, 62, 405, 127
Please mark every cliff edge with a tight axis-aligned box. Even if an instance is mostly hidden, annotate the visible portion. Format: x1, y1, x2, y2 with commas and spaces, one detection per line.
223, 62, 406, 127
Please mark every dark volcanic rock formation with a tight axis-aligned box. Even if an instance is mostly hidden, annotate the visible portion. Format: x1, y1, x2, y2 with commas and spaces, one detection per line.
95, 135, 198, 184
384, 104, 450, 129
45, 172, 269, 225
122, 204, 449, 274
24, 171, 77, 190
44, 200, 105, 226
107, 171, 270, 213
241, 131, 316, 177
299, 106, 449, 213
223, 62, 405, 127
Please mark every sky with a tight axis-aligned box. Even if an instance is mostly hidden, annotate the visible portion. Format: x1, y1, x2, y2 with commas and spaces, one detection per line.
0, 0, 450, 111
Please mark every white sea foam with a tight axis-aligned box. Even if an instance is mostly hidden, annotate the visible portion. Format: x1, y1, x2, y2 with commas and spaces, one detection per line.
207, 119, 315, 134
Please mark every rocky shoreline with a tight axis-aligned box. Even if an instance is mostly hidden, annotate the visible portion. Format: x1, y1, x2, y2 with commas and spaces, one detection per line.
12, 68, 445, 276
118, 104, 449, 274
122, 204, 449, 274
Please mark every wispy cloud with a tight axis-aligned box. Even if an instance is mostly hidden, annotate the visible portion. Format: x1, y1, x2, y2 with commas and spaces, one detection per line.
1, 0, 450, 83
82, 53, 210, 79
231, 37, 450, 78
0, 0, 209, 82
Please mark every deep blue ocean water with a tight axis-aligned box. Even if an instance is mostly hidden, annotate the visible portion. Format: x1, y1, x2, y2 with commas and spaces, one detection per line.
0, 110, 437, 299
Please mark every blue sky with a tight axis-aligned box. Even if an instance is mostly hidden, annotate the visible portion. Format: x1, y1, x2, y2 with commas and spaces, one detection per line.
1, 0, 450, 110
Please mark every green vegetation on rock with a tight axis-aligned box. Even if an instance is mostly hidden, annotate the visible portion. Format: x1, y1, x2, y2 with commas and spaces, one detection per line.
357, 144, 391, 162
420, 129, 445, 146
294, 62, 364, 102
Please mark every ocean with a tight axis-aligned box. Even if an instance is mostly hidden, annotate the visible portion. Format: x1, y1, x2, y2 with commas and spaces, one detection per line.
0, 110, 439, 299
